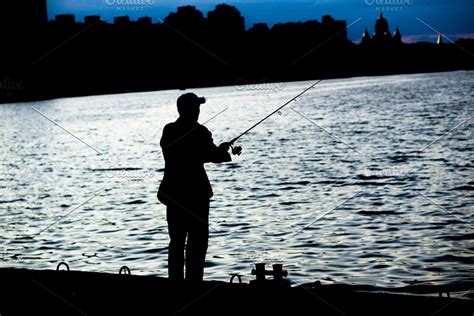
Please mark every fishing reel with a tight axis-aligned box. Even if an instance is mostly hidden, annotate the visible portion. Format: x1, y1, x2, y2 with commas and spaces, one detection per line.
231, 145, 242, 156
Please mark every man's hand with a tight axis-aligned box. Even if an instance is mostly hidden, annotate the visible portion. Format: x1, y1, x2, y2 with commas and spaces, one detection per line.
218, 142, 232, 152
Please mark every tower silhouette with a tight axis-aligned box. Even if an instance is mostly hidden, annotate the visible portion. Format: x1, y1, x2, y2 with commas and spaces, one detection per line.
361, 29, 371, 45
393, 27, 402, 43
374, 13, 392, 41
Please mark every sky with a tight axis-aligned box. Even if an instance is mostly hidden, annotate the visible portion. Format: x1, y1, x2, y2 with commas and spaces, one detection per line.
46, 0, 474, 43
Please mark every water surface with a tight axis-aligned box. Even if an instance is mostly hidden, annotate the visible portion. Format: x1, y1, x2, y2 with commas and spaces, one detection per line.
1, 71, 473, 289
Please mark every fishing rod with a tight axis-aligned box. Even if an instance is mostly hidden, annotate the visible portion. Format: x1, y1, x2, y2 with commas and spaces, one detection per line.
229, 79, 323, 155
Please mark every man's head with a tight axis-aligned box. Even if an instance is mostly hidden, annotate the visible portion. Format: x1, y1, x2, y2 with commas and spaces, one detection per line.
177, 93, 206, 122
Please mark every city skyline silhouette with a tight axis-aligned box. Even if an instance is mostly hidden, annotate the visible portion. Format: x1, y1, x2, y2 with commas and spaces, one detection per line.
0, 1, 472, 104
46, 0, 474, 43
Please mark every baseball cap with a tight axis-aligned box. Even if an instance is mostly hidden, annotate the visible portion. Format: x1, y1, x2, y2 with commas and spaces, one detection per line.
177, 93, 206, 108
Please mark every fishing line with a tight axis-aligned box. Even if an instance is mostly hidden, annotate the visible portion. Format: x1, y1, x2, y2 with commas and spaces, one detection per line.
229, 80, 322, 155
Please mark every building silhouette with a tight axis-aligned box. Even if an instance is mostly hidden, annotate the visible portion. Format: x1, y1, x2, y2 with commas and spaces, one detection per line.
137, 17, 153, 26
0, 0, 48, 69
164, 5, 206, 34
208, 4, 245, 35
322, 15, 347, 43
361, 13, 402, 46
249, 23, 270, 33
0, 0, 48, 30
56, 14, 76, 26
85, 15, 102, 26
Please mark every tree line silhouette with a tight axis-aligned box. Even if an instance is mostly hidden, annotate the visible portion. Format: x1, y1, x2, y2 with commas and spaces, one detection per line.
0, 2, 472, 103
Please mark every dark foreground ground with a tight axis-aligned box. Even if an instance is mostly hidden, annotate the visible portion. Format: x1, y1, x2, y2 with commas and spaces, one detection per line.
1, 268, 473, 315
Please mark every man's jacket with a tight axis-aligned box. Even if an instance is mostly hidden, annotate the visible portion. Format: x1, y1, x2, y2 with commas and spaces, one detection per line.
158, 118, 231, 206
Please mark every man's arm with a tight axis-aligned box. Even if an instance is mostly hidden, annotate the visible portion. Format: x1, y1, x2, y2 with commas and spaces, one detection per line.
201, 127, 231, 163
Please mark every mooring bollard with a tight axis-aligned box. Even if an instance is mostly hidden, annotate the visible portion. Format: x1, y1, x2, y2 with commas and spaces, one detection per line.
250, 263, 290, 287
230, 274, 242, 284
119, 266, 131, 275
56, 262, 70, 271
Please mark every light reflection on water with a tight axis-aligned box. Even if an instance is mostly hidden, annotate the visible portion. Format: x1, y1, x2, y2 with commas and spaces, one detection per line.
1, 71, 473, 288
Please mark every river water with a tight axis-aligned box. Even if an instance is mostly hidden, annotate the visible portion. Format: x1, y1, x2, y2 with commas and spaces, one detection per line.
1, 71, 473, 289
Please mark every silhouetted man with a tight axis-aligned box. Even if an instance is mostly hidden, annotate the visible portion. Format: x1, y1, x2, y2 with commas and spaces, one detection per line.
158, 93, 232, 282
